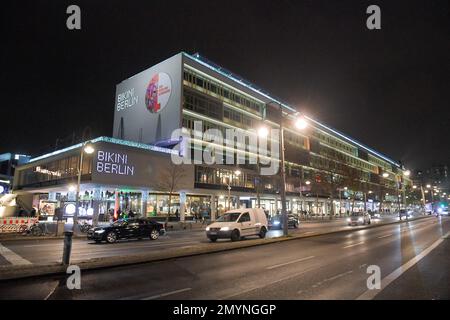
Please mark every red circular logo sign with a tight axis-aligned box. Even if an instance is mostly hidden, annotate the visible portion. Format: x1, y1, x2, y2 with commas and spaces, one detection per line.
145, 72, 172, 113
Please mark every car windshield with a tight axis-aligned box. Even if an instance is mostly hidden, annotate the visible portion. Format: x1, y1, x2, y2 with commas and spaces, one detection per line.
111, 220, 127, 227
216, 212, 242, 222
351, 212, 362, 217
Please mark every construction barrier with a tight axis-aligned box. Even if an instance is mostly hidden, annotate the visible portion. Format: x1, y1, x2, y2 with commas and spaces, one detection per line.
0, 217, 38, 233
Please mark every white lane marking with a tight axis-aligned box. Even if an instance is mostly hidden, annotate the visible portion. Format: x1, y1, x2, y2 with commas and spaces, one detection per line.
343, 241, 365, 249
312, 270, 354, 288
0, 243, 32, 265
44, 282, 60, 300
141, 287, 192, 300
377, 233, 393, 239
266, 256, 315, 270
357, 231, 450, 300
221, 267, 314, 300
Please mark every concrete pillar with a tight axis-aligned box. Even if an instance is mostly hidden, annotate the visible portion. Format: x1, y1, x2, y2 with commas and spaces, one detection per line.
141, 191, 148, 218
179, 192, 186, 222
92, 189, 101, 226
210, 195, 216, 221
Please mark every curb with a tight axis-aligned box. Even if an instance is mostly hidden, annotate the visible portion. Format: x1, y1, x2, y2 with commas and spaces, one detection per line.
0, 215, 432, 281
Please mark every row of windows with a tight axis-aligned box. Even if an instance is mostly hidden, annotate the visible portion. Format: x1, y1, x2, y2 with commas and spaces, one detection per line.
184, 68, 263, 114
17, 155, 92, 187
184, 89, 223, 120
223, 106, 254, 128
368, 154, 391, 171
284, 130, 307, 149
312, 130, 357, 156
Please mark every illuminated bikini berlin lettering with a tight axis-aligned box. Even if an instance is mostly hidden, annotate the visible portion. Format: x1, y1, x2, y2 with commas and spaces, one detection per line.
96, 151, 135, 176
116, 88, 139, 112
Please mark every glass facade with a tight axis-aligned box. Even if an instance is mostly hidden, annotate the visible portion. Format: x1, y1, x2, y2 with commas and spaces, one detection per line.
16, 153, 92, 188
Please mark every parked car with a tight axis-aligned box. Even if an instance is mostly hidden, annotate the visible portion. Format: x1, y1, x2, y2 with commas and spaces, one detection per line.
347, 212, 371, 226
87, 218, 164, 243
437, 206, 449, 216
398, 209, 411, 220
205, 208, 268, 242
368, 211, 381, 218
268, 214, 299, 230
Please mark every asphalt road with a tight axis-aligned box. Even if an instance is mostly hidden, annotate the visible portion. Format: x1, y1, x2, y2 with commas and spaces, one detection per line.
0, 216, 448, 300
0, 216, 402, 266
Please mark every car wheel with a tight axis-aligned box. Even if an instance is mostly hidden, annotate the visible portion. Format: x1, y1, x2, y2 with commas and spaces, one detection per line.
368, 220, 371, 225
294, 222, 299, 229
230, 229, 240, 242
106, 231, 117, 243
209, 237, 217, 242
259, 227, 267, 239
150, 229, 159, 240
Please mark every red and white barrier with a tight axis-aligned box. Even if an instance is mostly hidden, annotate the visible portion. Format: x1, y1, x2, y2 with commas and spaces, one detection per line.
0, 217, 38, 233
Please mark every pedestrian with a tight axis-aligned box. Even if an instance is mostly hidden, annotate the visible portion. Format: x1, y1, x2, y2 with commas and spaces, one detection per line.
175, 209, 179, 221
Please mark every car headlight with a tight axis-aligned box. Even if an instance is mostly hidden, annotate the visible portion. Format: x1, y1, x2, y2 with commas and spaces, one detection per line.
358, 217, 363, 222
95, 229, 105, 234
438, 208, 443, 213
273, 220, 280, 225
220, 226, 230, 231
347, 218, 351, 222
205, 226, 210, 231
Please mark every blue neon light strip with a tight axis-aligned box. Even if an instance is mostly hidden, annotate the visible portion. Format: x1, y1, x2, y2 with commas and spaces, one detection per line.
184, 52, 400, 168
29, 136, 176, 163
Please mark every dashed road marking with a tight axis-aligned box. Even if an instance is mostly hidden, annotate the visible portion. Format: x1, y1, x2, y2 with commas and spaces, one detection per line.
343, 241, 364, 249
266, 256, 315, 270
377, 233, 393, 239
141, 287, 192, 300
312, 270, 354, 288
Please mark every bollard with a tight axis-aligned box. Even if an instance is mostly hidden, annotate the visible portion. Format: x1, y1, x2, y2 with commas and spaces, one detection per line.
62, 231, 73, 265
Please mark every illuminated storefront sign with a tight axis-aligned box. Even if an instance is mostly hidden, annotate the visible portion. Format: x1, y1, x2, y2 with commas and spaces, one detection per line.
34, 166, 61, 177
96, 150, 135, 176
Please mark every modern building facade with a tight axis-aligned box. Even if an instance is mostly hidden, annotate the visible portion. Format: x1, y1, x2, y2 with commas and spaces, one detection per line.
11, 52, 412, 221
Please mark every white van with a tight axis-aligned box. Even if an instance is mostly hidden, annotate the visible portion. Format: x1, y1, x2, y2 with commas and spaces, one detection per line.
205, 208, 268, 242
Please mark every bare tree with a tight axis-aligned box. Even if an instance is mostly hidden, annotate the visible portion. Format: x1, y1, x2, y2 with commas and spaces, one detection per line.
157, 163, 186, 222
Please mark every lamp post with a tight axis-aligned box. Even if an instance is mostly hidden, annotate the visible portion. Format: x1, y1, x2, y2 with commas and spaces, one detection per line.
73, 142, 95, 234
224, 170, 241, 210
63, 142, 94, 265
259, 103, 307, 236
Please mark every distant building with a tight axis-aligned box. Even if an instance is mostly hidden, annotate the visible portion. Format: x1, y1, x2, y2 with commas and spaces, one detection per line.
0, 153, 30, 194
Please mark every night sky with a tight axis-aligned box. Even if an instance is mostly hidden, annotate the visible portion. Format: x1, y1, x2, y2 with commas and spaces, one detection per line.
1, 0, 449, 171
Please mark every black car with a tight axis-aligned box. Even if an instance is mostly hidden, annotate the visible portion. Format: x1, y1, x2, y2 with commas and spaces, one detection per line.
87, 218, 164, 243
268, 214, 300, 229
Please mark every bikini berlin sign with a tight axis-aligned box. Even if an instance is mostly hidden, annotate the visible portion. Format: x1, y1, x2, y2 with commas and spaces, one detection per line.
96, 150, 135, 176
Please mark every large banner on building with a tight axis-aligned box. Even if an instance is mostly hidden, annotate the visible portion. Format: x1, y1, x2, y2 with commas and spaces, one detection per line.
113, 53, 183, 144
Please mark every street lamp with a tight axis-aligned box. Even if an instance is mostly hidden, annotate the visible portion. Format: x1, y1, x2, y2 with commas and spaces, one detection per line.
224, 169, 241, 210
258, 106, 307, 237
73, 142, 95, 233
63, 142, 94, 265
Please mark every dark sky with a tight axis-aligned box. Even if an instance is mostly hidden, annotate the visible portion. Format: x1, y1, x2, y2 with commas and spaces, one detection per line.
1, 0, 449, 170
